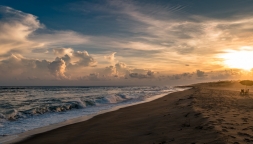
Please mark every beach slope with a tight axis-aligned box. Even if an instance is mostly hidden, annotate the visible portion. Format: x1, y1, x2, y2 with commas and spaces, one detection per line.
16, 84, 232, 144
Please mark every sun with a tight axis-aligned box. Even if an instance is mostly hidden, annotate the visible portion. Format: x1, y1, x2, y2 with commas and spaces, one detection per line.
219, 47, 253, 71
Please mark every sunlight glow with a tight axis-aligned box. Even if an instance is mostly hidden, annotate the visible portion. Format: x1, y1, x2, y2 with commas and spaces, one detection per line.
219, 47, 253, 71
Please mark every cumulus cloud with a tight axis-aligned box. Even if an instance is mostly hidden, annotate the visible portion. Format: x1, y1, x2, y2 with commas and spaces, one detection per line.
115, 62, 130, 76
0, 46, 99, 81
88, 73, 100, 80
129, 70, 156, 79
0, 6, 90, 59
147, 70, 155, 77
196, 70, 206, 77
53, 48, 97, 67
104, 52, 116, 62
55, 54, 71, 65
168, 72, 193, 80
48, 59, 67, 79
103, 66, 116, 76
115, 62, 126, 69
72, 51, 97, 66
4, 3, 253, 85
53, 48, 73, 56
129, 73, 147, 79
0, 6, 42, 55
96, 62, 130, 78
169, 74, 181, 80
0, 54, 52, 79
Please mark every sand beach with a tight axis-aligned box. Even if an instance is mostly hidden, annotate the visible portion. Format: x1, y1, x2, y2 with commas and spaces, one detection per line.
13, 81, 253, 144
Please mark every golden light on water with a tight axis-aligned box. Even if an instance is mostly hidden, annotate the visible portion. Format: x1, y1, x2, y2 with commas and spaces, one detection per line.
219, 47, 253, 71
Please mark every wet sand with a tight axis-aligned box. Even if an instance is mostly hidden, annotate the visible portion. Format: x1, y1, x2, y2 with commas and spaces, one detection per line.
16, 81, 253, 144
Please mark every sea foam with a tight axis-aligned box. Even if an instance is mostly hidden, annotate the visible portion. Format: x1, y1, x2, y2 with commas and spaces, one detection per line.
0, 86, 186, 136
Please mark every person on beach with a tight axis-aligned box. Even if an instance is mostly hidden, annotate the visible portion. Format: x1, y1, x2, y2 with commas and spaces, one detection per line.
240, 89, 244, 95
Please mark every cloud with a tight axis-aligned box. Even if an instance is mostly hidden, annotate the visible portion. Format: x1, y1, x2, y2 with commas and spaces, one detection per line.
3, 3, 253, 85
209, 69, 242, 80
103, 66, 116, 76
0, 6, 90, 59
196, 70, 206, 77
168, 72, 193, 80
147, 70, 155, 77
169, 74, 181, 80
0, 6, 42, 55
53, 48, 97, 67
0, 54, 52, 79
89, 0, 253, 71
72, 51, 97, 66
129, 73, 147, 79
104, 52, 116, 62
0, 50, 97, 80
48, 59, 67, 79
53, 48, 73, 56
32, 30, 89, 47
88, 73, 100, 80
115, 62, 126, 69
129, 70, 156, 79
115, 62, 130, 76
32, 48, 49, 54
176, 45, 195, 54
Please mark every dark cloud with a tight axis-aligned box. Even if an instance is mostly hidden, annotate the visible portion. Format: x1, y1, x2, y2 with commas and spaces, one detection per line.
168, 72, 193, 80
129, 73, 148, 79
147, 70, 155, 77
196, 70, 206, 77
87, 73, 100, 81
129, 70, 155, 79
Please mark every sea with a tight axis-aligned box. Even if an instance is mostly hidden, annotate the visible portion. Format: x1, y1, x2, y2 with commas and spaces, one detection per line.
0, 86, 186, 137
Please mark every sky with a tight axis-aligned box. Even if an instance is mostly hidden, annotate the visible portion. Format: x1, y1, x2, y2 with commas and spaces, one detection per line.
1, 0, 253, 86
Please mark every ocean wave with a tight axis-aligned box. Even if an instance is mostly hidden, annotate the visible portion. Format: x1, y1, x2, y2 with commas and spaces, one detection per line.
0, 86, 185, 136
1, 94, 134, 121
0, 113, 5, 119
5, 109, 20, 120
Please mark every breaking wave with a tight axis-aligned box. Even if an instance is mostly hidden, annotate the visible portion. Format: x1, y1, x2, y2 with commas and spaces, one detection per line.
0, 86, 187, 136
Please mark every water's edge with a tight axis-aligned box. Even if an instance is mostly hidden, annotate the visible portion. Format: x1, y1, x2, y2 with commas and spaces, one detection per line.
0, 88, 190, 144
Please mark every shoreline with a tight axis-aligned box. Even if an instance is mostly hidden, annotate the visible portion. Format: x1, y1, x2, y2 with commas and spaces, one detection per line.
15, 85, 225, 144
6, 81, 251, 143
2, 87, 189, 144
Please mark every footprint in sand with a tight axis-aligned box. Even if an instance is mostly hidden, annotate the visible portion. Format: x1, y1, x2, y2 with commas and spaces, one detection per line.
194, 113, 201, 117
241, 117, 248, 122
228, 135, 236, 139
242, 126, 253, 131
244, 138, 253, 142
237, 132, 253, 138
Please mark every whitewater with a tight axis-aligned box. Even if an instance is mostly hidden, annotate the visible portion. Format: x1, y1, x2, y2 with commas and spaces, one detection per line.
0, 86, 186, 137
